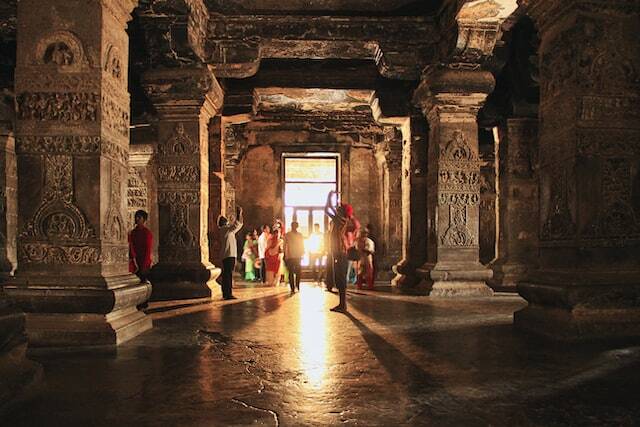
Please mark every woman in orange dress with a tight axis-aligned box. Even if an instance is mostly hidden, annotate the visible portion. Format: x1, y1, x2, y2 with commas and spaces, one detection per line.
265, 228, 282, 286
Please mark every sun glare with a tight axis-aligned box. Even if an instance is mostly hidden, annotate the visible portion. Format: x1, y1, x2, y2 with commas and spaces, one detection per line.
298, 286, 328, 388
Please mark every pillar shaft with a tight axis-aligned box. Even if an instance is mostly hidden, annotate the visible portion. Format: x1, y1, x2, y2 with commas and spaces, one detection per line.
515, 0, 640, 340
491, 118, 538, 288
414, 68, 495, 296
142, 68, 223, 300
4, 0, 151, 347
392, 114, 428, 292
127, 144, 158, 265
0, 125, 17, 276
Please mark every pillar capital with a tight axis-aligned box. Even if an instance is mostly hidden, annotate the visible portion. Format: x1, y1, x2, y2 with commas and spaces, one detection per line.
413, 68, 495, 119
141, 67, 224, 120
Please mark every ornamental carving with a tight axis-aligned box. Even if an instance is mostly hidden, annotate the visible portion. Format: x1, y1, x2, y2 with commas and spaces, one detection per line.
541, 169, 575, 240
158, 191, 199, 205
104, 164, 125, 242
102, 93, 130, 137
159, 123, 198, 155
104, 45, 123, 82
16, 72, 99, 92
438, 170, 480, 192
438, 192, 480, 206
157, 165, 200, 183
17, 92, 99, 122
35, 31, 87, 71
440, 130, 478, 162
20, 243, 100, 265
102, 246, 129, 265
22, 155, 95, 241
127, 167, 148, 231
441, 205, 474, 247
166, 204, 196, 248
16, 136, 100, 155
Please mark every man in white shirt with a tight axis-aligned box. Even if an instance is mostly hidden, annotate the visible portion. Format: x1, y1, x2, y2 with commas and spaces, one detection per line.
218, 206, 243, 300
257, 224, 270, 283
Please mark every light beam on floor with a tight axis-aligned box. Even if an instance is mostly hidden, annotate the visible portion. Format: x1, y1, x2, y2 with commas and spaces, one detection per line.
298, 285, 328, 388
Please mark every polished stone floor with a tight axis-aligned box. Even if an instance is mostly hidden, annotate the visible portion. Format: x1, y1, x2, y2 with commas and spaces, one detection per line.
4, 283, 640, 426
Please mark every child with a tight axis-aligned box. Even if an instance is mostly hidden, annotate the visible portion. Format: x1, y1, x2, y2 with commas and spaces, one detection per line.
355, 229, 375, 290
128, 209, 153, 283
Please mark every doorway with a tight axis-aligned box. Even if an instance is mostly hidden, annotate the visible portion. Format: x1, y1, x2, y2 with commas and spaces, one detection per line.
282, 154, 340, 266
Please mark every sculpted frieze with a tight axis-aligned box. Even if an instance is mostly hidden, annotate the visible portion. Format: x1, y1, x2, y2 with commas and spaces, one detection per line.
22, 155, 96, 241
438, 170, 480, 192
157, 165, 200, 183
158, 123, 198, 155
158, 191, 198, 206
17, 92, 99, 122
101, 93, 130, 137
441, 205, 474, 247
438, 192, 480, 206
20, 243, 100, 265
165, 204, 197, 248
34, 31, 88, 71
102, 245, 129, 265
104, 164, 125, 242
16, 135, 100, 155
104, 45, 124, 83
16, 72, 99, 92
440, 130, 478, 162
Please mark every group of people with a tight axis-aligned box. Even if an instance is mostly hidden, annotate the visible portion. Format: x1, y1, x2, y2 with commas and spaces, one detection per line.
126, 190, 377, 312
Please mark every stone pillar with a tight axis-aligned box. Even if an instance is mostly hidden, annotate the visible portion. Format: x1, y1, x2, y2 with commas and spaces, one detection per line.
515, 0, 640, 340
392, 114, 428, 293
479, 144, 497, 265
142, 68, 223, 301
414, 68, 495, 297
490, 118, 538, 289
4, 0, 152, 347
374, 127, 403, 278
0, 124, 17, 277
127, 144, 158, 265
208, 116, 224, 267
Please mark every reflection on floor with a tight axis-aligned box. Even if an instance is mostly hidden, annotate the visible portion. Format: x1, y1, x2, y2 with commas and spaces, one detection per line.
5, 283, 640, 426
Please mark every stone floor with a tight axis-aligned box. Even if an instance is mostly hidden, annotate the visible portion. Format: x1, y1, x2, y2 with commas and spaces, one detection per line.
4, 282, 640, 426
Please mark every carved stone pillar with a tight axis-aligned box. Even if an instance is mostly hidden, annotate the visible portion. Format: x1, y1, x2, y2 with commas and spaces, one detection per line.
490, 118, 538, 289
374, 127, 403, 278
208, 116, 224, 267
142, 67, 223, 301
392, 114, 428, 293
414, 68, 495, 297
0, 124, 17, 276
4, 0, 152, 347
479, 144, 497, 265
515, 0, 640, 340
128, 144, 158, 265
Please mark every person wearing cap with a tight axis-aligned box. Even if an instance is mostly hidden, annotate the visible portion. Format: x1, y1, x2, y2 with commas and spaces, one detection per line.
325, 190, 360, 312
218, 206, 244, 300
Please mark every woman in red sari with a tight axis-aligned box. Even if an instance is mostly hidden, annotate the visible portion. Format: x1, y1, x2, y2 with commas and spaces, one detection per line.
265, 228, 282, 286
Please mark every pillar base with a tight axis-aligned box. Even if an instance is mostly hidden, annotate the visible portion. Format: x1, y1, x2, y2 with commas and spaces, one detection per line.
149, 262, 221, 301
391, 260, 428, 295
489, 261, 530, 290
0, 304, 43, 415
419, 263, 494, 297
516, 280, 640, 341
4, 275, 152, 347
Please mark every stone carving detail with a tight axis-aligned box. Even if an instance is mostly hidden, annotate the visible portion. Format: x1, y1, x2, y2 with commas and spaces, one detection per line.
102, 94, 130, 137
440, 130, 478, 162
441, 205, 473, 246
157, 165, 200, 183
35, 31, 86, 71
158, 191, 198, 248
17, 92, 99, 122
159, 123, 198, 155
102, 246, 129, 264
104, 164, 125, 242
16, 136, 100, 155
104, 45, 123, 82
23, 155, 95, 241
20, 243, 100, 265
127, 167, 148, 231
541, 169, 575, 240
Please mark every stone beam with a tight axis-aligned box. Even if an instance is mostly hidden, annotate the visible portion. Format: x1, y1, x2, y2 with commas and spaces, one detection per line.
205, 15, 439, 79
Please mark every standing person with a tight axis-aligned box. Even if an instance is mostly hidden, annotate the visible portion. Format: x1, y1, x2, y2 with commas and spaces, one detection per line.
218, 206, 244, 300
257, 225, 270, 283
325, 190, 360, 312
265, 228, 283, 286
128, 209, 153, 283
307, 223, 323, 283
242, 232, 256, 281
365, 224, 378, 282
284, 221, 305, 292
251, 229, 261, 281
356, 229, 375, 290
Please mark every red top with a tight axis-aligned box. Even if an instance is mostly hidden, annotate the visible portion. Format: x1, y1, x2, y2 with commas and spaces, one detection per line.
128, 225, 153, 273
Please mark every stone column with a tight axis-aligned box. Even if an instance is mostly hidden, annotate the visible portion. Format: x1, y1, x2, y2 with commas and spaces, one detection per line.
515, 0, 640, 340
392, 114, 428, 293
208, 116, 224, 267
490, 118, 538, 289
479, 145, 497, 265
127, 144, 158, 265
0, 124, 17, 277
4, 0, 152, 347
414, 68, 495, 297
142, 68, 223, 301
374, 127, 403, 278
